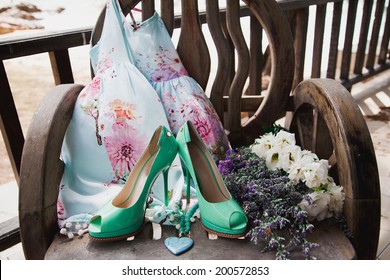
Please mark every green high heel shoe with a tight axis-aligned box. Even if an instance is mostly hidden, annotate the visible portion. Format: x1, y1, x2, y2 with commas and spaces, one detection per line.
88, 126, 177, 241
176, 121, 247, 238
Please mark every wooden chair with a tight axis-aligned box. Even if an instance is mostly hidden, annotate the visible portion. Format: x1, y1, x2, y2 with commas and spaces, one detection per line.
18, 0, 380, 260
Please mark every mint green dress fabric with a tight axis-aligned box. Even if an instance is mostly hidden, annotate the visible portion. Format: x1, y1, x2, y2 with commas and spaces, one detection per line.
128, 12, 230, 161
59, 0, 230, 233
58, 0, 185, 231
91, 12, 230, 161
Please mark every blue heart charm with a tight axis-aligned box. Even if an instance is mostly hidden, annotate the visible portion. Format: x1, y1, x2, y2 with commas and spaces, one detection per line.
164, 237, 194, 255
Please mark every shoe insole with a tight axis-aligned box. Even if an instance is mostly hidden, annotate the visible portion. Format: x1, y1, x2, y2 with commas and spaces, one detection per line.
112, 127, 161, 209
113, 150, 158, 209
188, 141, 230, 203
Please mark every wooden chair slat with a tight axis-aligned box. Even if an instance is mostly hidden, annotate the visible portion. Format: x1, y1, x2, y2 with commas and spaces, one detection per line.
226, 0, 250, 133
366, 0, 386, 69
378, 3, 390, 64
206, 0, 233, 122
292, 8, 308, 90
340, 0, 358, 83
353, 0, 373, 75
220, 16, 235, 98
223, 95, 295, 115
177, 0, 210, 90
0, 61, 24, 183
142, 0, 155, 20
311, 4, 327, 78
119, 0, 140, 16
326, 0, 343, 79
49, 50, 74, 85
160, 0, 174, 36
236, 0, 294, 147
248, 15, 263, 96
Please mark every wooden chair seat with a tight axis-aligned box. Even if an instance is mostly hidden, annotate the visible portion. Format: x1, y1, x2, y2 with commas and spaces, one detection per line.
46, 219, 355, 260
19, 0, 380, 260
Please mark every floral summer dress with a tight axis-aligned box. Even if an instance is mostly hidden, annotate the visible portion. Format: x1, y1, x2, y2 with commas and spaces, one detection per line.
58, 0, 184, 231
91, 12, 230, 161
127, 13, 230, 161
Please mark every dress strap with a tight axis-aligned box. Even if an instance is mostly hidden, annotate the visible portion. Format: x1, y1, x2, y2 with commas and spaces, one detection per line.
94, 0, 136, 70
111, 0, 137, 64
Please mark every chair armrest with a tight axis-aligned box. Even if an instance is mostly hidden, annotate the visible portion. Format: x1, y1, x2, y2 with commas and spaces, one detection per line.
19, 84, 83, 260
288, 78, 380, 259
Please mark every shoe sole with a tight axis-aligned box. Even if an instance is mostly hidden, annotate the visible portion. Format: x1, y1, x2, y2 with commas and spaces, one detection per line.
88, 223, 145, 242
201, 222, 247, 239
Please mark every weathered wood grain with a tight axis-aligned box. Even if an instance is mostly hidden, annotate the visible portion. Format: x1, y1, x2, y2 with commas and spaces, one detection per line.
378, 2, 390, 64
19, 84, 83, 260
226, 0, 250, 133
160, 0, 174, 36
366, 0, 386, 69
340, 0, 358, 84
326, 0, 343, 79
289, 79, 380, 259
311, 4, 327, 78
206, 0, 233, 122
0, 61, 24, 183
46, 218, 355, 260
354, 0, 373, 75
177, 0, 210, 90
49, 49, 74, 85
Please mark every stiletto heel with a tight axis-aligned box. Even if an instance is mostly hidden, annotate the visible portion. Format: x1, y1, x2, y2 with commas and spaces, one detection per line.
176, 121, 247, 238
163, 168, 169, 206
88, 126, 177, 241
185, 168, 191, 204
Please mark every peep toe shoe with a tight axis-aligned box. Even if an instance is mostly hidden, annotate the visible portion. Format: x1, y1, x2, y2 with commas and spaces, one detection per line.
88, 126, 177, 241
176, 121, 247, 238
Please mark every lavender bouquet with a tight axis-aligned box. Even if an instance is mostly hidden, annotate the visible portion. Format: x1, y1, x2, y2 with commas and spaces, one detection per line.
218, 126, 344, 259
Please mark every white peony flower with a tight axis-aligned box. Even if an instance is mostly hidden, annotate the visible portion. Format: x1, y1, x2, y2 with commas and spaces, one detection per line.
279, 144, 302, 172
253, 129, 345, 223
300, 191, 332, 221
301, 159, 329, 189
252, 133, 276, 158
327, 182, 345, 214
301, 150, 320, 163
265, 147, 281, 170
273, 130, 296, 148
288, 150, 317, 183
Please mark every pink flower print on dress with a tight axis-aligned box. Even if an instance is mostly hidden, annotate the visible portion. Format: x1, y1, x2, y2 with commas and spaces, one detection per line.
79, 76, 104, 145
104, 124, 146, 181
138, 46, 188, 82
107, 99, 139, 126
57, 198, 65, 222
80, 76, 101, 98
96, 48, 115, 74
150, 67, 184, 82
192, 117, 215, 146
162, 91, 177, 103
89, 76, 101, 94
79, 96, 102, 145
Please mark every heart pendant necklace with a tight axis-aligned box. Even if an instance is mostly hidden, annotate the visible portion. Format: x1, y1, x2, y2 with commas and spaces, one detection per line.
164, 202, 198, 255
